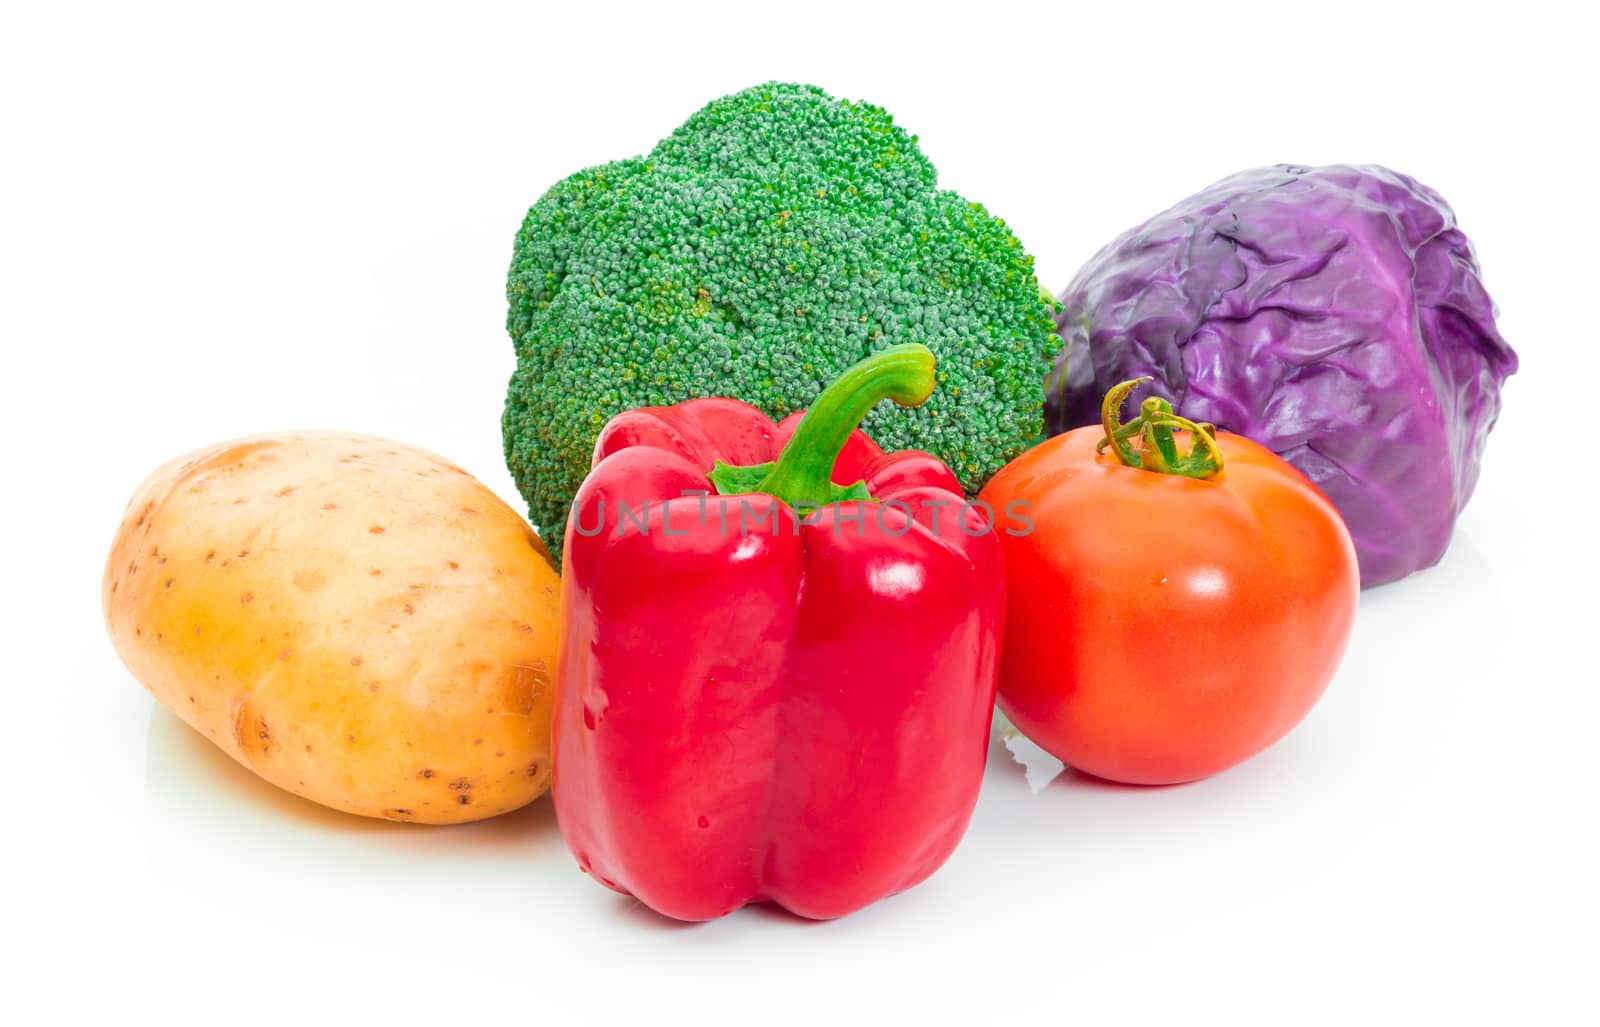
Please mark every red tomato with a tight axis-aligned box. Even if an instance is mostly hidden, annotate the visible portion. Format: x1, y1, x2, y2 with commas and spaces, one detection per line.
979, 415, 1358, 785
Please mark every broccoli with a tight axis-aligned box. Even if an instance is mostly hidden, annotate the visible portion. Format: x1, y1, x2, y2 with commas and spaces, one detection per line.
504, 82, 1061, 558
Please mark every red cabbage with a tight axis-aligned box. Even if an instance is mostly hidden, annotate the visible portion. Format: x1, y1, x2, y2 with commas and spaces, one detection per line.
1047, 164, 1517, 586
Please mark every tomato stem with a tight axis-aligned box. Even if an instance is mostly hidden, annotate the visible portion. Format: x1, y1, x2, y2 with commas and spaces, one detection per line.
1097, 378, 1224, 479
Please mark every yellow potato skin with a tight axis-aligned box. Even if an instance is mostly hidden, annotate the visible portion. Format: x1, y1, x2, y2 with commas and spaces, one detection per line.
104, 431, 560, 824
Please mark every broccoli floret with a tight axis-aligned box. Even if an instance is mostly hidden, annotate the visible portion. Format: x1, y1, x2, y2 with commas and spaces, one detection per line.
504, 82, 1060, 558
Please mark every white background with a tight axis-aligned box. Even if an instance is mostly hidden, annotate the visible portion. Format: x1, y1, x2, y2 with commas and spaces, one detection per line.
4, 2, 1595, 1023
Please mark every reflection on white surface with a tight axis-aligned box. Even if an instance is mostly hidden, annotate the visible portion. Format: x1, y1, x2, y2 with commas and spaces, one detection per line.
142, 704, 564, 859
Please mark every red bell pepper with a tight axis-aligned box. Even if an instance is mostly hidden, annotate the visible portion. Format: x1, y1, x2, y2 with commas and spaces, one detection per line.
552, 344, 1005, 921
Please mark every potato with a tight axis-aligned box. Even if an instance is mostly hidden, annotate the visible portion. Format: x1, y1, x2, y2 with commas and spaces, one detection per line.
103, 431, 560, 824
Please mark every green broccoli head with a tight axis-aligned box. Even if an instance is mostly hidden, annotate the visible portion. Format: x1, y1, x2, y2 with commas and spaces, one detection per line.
504, 82, 1061, 557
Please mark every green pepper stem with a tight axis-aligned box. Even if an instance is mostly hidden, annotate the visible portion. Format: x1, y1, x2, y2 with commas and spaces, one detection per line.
754, 344, 936, 506
1096, 377, 1224, 479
